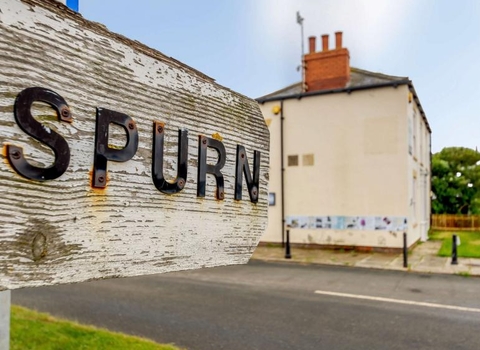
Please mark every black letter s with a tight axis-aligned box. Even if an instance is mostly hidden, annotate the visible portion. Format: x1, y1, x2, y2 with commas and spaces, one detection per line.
6, 87, 72, 181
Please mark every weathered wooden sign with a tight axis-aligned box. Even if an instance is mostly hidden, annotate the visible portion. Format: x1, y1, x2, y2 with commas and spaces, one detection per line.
0, 0, 269, 290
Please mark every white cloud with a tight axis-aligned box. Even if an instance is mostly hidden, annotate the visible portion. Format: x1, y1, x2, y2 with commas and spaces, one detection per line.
249, 0, 416, 69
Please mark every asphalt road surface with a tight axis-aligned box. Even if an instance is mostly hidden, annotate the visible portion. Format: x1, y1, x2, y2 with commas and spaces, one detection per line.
12, 261, 480, 350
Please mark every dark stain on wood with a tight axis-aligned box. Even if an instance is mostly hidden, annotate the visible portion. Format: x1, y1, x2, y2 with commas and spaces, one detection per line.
15, 218, 82, 264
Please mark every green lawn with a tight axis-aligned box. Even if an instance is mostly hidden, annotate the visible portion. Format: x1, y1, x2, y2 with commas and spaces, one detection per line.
429, 230, 480, 258
11, 305, 182, 350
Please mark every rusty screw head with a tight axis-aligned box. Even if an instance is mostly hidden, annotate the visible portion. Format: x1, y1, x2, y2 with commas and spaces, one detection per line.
178, 178, 185, 189
98, 176, 105, 183
10, 150, 21, 160
202, 138, 207, 145
240, 153, 245, 159
61, 106, 70, 119
157, 125, 164, 133
252, 186, 258, 197
128, 122, 135, 130
219, 191, 224, 200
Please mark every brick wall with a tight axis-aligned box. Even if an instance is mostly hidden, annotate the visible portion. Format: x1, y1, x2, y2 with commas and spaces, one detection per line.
304, 33, 350, 92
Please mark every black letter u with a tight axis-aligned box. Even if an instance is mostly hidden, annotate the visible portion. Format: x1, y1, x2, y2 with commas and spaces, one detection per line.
152, 121, 188, 194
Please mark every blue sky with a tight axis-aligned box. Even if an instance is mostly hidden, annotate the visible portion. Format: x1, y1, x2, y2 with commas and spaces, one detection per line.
78, 0, 480, 153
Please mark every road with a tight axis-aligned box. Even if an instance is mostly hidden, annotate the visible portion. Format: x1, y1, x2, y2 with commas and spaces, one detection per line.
12, 261, 480, 350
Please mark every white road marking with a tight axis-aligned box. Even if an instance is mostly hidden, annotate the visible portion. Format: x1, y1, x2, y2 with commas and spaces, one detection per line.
314, 290, 480, 313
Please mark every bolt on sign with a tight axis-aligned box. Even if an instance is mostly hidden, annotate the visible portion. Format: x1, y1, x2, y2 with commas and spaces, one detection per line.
0, 0, 269, 290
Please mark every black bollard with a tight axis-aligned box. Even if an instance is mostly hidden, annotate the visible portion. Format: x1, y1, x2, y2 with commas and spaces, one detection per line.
285, 229, 292, 259
452, 234, 458, 265
403, 232, 408, 268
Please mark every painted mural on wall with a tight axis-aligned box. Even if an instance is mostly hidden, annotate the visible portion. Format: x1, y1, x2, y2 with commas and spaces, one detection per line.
286, 216, 408, 231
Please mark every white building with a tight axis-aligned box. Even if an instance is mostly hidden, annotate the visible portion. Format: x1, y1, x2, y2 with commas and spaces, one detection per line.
257, 32, 431, 251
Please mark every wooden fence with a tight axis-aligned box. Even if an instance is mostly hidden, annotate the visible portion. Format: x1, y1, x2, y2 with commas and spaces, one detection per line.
431, 214, 480, 231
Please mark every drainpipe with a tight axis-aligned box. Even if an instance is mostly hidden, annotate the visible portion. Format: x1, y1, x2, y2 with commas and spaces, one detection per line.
280, 100, 286, 247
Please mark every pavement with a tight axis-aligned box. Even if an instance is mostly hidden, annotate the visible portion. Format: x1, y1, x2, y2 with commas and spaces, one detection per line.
251, 240, 480, 276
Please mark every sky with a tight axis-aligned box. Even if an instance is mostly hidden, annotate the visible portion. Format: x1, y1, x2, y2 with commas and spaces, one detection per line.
77, 0, 480, 153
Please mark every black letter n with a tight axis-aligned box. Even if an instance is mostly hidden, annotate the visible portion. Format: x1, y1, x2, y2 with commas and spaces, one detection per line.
235, 145, 260, 203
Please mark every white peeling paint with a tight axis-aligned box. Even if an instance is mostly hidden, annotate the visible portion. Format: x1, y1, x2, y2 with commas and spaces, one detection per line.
0, 0, 269, 290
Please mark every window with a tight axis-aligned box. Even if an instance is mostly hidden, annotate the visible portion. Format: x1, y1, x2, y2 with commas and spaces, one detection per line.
303, 154, 314, 166
412, 176, 417, 222
408, 117, 413, 155
419, 121, 423, 163
269, 193, 276, 206
288, 155, 298, 166
413, 110, 417, 158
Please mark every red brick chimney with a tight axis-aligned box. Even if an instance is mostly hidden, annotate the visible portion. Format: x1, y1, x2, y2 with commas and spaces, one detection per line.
304, 31, 350, 92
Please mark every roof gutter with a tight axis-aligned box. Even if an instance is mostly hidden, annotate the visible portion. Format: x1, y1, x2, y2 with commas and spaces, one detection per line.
256, 79, 411, 103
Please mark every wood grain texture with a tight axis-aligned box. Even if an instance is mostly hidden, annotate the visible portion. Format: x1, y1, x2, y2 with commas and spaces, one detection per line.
0, 0, 269, 290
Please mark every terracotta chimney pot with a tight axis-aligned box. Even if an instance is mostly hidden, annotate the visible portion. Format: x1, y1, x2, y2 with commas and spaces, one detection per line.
321, 34, 329, 51
335, 31, 343, 49
308, 36, 316, 54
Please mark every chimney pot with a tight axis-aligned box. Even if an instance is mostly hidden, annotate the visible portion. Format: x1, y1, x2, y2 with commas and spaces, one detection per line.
308, 36, 316, 54
335, 31, 343, 49
305, 31, 350, 92
321, 34, 329, 51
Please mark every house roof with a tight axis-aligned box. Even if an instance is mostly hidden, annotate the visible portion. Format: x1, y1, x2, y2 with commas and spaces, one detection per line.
256, 67, 431, 133
256, 67, 409, 101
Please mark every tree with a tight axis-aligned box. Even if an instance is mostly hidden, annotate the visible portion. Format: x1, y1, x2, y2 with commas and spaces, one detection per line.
431, 147, 480, 214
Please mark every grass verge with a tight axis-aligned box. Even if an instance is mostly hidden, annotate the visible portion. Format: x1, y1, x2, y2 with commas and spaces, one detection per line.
11, 305, 182, 350
429, 230, 480, 258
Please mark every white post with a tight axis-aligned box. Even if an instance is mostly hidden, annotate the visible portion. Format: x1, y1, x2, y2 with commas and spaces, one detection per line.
0, 290, 10, 350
